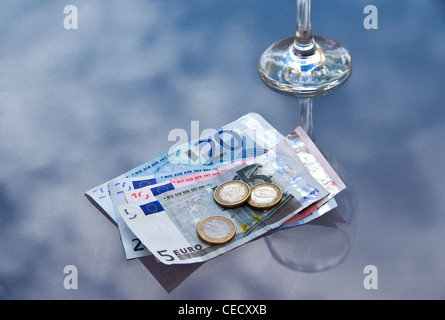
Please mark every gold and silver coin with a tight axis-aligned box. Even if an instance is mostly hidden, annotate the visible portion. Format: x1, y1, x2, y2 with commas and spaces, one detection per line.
213, 180, 251, 208
197, 216, 236, 245
247, 182, 282, 210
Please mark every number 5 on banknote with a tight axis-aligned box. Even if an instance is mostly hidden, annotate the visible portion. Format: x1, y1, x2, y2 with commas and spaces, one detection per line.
236, 164, 272, 185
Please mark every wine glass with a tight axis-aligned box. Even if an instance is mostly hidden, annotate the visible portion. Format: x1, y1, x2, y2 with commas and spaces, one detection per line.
259, 0, 357, 272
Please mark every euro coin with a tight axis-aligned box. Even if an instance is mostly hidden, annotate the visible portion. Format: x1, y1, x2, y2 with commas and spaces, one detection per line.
213, 180, 250, 208
247, 182, 282, 210
197, 216, 236, 245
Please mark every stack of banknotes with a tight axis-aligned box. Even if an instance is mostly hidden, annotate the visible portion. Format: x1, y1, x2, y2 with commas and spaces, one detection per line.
85, 113, 346, 265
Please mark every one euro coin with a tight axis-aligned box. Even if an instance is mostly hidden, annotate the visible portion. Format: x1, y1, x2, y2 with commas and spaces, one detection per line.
213, 180, 250, 209
197, 216, 236, 245
247, 182, 282, 210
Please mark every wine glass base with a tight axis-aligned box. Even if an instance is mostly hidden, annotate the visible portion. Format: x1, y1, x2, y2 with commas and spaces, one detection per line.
258, 36, 352, 97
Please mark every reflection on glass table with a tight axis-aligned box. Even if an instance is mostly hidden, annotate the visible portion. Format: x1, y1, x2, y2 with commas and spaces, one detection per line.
266, 154, 359, 272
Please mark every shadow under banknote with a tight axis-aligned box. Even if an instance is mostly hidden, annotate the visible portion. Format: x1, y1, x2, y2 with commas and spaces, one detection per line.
138, 255, 204, 293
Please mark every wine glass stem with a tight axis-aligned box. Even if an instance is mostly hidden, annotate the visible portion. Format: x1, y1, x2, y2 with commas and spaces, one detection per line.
299, 98, 315, 141
295, 0, 314, 53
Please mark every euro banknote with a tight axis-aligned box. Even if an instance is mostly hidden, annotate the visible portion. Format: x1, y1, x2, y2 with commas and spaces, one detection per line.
86, 113, 346, 262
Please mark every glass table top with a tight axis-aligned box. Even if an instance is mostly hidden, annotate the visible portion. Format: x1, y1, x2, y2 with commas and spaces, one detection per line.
0, 0, 444, 299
